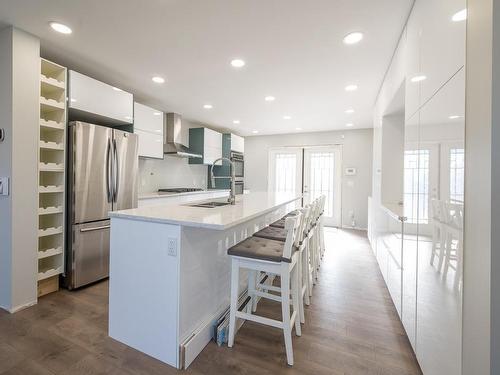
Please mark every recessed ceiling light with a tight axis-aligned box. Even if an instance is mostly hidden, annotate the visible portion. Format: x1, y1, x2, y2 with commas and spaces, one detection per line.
410, 75, 427, 83
252, 130, 259, 134
152, 76, 165, 84
230, 59, 246, 68
345, 109, 355, 114
112, 87, 123, 92
233, 120, 240, 124
295, 127, 302, 131
283, 115, 292, 120
203, 104, 213, 109
452, 9, 467, 22
449, 115, 461, 119
343, 32, 364, 45
345, 84, 358, 92
346, 123, 354, 127
265, 96, 276, 102
153, 112, 162, 116
49, 22, 72, 34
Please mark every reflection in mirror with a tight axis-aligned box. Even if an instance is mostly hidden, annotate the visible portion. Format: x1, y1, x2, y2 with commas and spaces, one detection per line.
415, 67, 465, 374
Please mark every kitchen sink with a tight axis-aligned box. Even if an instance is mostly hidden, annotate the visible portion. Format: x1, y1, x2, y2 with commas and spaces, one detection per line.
187, 201, 231, 208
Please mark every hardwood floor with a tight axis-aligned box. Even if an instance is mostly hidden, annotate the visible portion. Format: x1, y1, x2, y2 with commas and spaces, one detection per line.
0, 228, 421, 375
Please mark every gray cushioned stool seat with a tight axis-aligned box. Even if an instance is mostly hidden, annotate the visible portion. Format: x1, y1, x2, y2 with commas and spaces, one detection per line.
270, 218, 287, 228
228, 236, 290, 263
283, 210, 300, 218
253, 226, 287, 242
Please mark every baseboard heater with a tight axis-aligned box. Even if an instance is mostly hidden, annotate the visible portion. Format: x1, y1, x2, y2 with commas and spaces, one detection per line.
179, 273, 274, 369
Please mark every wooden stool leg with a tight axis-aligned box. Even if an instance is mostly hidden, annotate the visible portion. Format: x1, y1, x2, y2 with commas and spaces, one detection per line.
228, 259, 239, 348
280, 266, 294, 366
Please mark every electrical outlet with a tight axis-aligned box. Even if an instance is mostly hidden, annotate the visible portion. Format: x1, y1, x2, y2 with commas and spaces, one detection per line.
167, 237, 177, 257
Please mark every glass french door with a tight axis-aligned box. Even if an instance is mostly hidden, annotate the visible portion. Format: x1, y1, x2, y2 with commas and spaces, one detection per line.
303, 146, 342, 227
268, 146, 342, 227
268, 148, 303, 195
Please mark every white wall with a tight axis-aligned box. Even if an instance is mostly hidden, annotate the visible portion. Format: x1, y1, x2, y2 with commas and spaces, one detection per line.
0, 27, 39, 312
138, 119, 208, 194
245, 129, 373, 229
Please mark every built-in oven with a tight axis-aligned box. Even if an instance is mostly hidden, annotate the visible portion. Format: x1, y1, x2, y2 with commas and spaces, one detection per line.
231, 151, 244, 178
234, 180, 244, 195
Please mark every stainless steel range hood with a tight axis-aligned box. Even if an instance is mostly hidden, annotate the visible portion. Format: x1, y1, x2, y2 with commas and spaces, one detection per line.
163, 113, 202, 158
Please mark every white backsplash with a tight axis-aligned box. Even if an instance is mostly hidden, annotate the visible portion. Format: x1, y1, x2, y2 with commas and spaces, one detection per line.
138, 157, 207, 194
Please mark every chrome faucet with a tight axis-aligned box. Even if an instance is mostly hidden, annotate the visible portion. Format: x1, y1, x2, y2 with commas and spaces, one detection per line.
210, 157, 236, 205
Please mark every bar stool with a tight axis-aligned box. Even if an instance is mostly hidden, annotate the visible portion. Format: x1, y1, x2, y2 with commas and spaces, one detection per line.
318, 196, 326, 259
253, 206, 312, 324
227, 213, 303, 365
309, 198, 321, 283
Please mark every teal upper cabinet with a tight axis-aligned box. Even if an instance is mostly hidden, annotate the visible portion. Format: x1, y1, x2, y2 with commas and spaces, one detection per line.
188, 127, 222, 165
134, 102, 164, 159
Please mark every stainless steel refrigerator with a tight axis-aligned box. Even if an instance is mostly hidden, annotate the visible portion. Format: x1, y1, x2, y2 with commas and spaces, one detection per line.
66, 121, 138, 289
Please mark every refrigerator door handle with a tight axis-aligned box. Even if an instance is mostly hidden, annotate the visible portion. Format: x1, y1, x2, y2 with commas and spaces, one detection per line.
106, 138, 113, 203
113, 138, 119, 203
80, 225, 111, 232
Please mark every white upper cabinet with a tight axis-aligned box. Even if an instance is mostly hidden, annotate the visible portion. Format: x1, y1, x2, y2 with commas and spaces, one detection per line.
405, 0, 466, 117
68, 70, 133, 124
203, 128, 223, 165
188, 127, 222, 165
405, 8, 422, 120
419, 0, 466, 103
134, 102, 164, 159
230, 133, 244, 153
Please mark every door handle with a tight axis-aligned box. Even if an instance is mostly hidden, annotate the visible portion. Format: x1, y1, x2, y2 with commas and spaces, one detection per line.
106, 139, 113, 203
80, 225, 110, 233
113, 139, 119, 203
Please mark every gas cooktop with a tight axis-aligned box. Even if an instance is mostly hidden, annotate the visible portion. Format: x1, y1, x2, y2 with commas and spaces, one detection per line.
158, 188, 204, 193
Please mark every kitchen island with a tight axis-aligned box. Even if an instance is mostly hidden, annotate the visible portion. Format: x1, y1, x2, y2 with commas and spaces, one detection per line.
108, 192, 301, 369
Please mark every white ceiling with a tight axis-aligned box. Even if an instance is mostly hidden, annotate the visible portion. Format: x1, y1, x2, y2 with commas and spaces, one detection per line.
0, 0, 413, 136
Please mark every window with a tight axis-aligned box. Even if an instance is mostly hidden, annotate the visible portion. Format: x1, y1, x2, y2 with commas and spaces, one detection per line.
308, 152, 335, 217
449, 148, 464, 203
404, 150, 430, 224
274, 153, 298, 194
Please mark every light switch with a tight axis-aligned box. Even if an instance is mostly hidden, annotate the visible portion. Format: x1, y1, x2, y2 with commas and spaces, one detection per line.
0, 177, 9, 196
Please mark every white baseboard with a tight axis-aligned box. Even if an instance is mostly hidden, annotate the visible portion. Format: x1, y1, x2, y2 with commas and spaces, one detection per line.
5, 299, 37, 313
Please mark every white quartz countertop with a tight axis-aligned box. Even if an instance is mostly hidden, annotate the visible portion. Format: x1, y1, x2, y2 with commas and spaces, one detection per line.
139, 190, 229, 200
110, 192, 301, 230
